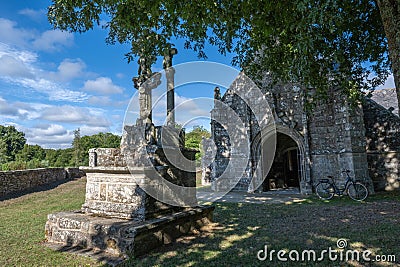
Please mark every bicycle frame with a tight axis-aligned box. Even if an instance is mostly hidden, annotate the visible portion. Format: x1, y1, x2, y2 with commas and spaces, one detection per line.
322, 171, 354, 196
326, 171, 354, 195
315, 170, 369, 201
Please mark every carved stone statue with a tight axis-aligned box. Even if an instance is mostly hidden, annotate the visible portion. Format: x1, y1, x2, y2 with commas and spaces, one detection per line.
163, 48, 178, 70
214, 87, 221, 100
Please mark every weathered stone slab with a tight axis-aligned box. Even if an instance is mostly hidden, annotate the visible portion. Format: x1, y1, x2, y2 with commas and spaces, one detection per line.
45, 205, 214, 259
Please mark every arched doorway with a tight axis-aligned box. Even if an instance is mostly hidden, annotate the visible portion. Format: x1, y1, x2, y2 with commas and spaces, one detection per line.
262, 132, 301, 191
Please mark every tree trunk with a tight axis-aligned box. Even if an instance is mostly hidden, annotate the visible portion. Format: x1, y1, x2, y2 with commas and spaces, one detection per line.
376, 0, 400, 112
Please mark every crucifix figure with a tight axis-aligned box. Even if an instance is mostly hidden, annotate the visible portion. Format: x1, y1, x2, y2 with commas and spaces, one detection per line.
133, 55, 160, 143
163, 47, 178, 126
133, 55, 156, 125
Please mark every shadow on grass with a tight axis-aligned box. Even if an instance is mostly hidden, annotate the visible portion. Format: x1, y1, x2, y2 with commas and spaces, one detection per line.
46, 241, 125, 267
120, 195, 400, 267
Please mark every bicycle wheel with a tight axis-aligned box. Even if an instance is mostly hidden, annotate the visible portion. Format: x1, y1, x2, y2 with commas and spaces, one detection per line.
315, 183, 334, 200
347, 182, 368, 201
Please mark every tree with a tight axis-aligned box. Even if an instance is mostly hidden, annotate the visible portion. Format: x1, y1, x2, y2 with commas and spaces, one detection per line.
54, 148, 74, 167
185, 126, 211, 163
78, 132, 121, 166
15, 144, 46, 162
48, 1, 398, 108
72, 128, 82, 166
0, 125, 26, 162
376, 0, 400, 110
0, 139, 8, 164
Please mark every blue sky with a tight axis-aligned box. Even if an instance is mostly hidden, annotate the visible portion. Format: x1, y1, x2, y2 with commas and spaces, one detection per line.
0, 1, 395, 149
0, 1, 237, 148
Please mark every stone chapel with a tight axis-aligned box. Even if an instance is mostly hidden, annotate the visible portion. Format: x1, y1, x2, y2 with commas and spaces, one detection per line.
203, 75, 400, 194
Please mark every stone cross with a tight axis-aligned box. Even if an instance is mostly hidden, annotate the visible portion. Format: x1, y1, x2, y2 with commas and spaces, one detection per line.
133, 56, 157, 126
133, 56, 161, 144
163, 48, 178, 126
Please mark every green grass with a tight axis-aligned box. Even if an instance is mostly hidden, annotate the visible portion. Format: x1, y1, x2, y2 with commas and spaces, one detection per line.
195, 169, 203, 187
127, 195, 400, 267
0, 178, 399, 266
0, 178, 100, 267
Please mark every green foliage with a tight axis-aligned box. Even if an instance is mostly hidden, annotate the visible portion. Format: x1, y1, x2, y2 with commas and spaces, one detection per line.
0, 125, 26, 163
76, 132, 121, 166
15, 144, 46, 162
0, 125, 121, 170
43, 131, 121, 168
47, 0, 396, 101
72, 128, 82, 167
185, 125, 211, 164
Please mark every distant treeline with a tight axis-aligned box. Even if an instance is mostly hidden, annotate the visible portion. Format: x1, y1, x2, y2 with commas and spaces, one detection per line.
0, 125, 210, 170
0, 125, 120, 171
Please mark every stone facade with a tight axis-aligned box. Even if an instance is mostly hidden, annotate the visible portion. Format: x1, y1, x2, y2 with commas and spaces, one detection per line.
205, 79, 400, 193
363, 98, 400, 190
0, 167, 84, 198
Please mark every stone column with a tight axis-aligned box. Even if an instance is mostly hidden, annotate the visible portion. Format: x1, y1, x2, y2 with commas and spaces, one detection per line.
163, 48, 178, 126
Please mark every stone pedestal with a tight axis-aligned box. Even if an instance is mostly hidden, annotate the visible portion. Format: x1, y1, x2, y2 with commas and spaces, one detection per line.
44, 125, 213, 261
80, 166, 180, 220
45, 206, 214, 259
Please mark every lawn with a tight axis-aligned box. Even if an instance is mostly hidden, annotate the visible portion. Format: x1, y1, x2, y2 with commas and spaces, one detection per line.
0, 178, 399, 267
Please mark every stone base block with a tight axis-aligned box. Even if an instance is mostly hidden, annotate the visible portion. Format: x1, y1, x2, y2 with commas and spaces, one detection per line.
45, 205, 214, 259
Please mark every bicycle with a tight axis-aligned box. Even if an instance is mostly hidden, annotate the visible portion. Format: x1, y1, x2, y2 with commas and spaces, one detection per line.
315, 170, 369, 201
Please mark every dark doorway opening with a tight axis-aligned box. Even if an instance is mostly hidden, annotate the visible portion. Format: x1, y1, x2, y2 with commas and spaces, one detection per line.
262, 132, 300, 191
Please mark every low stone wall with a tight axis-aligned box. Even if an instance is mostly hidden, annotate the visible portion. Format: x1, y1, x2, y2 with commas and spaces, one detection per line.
0, 167, 84, 198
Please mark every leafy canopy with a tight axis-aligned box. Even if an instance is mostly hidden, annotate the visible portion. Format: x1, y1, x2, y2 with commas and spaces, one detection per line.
185, 125, 211, 163
48, 0, 390, 97
0, 125, 26, 163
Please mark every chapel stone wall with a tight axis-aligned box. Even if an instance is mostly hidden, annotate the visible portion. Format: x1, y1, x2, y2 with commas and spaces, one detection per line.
363, 98, 400, 191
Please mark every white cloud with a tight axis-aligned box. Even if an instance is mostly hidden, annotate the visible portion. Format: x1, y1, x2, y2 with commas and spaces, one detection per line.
83, 77, 124, 94
0, 96, 20, 117
29, 123, 68, 136
80, 125, 111, 136
88, 95, 112, 106
376, 74, 395, 90
0, 18, 74, 52
0, 97, 52, 121
32, 30, 74, 52
88, 95, 130, 108
19, 78, 88, 102
116, 73, 125, 79
40, 105, 111, 127
49, 58, 87, 81
0, 98, 118, 148
0, 54, 34, 78
18, 8, 46, 22
0, 43, 38, 63
0, 18, 35, 47
24, 125, 73, 147
149, 92, 213, 126
0, 44, 88, 102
